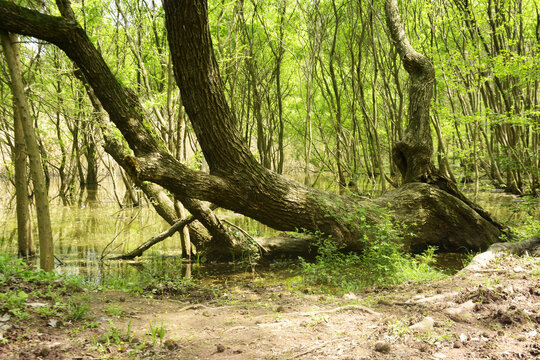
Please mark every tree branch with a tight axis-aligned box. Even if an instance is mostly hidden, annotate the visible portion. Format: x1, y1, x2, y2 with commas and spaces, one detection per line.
109, 215, 197, 260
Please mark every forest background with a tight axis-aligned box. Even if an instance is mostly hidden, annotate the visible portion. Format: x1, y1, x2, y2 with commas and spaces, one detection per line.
0, 0, 539, 266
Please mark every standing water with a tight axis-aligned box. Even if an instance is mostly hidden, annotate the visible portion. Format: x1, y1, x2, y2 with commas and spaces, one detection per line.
0, 178, 279, 283
0, 178, 537, 282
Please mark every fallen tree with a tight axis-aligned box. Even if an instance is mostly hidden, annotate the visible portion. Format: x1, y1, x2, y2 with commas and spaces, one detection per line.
0, 0, 508, 259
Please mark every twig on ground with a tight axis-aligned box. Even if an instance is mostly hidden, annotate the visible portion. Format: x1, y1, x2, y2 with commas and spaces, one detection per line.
178, 304, 208, 311
286, 337, 347, 359
223, 326, 248, 333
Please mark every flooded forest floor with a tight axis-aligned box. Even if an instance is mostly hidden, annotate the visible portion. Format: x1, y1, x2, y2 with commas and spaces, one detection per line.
2, 253, 540, 360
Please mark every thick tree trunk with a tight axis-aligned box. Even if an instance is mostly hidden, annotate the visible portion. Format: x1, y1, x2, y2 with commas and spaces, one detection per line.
0, 0, 505, 258
1, 30, 54, 271
384, 0, 506, 233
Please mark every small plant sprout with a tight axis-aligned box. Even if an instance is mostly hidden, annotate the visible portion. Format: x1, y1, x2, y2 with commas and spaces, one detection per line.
148, 321, 167, 346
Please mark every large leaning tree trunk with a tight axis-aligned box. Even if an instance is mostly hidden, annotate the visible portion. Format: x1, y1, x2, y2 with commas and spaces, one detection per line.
0, 0, 505, 257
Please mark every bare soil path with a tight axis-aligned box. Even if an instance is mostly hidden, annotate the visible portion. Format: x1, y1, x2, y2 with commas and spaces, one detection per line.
2, 254, 540, 360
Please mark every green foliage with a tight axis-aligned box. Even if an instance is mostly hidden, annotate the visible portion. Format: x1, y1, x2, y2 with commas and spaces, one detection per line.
148, 321, 166, 346
0, 290, 29, 319
507, 196, 540, 240
103, 304, 124, 317
99, 321, 123, 346
37, 304, 59, 319
63, 275, 85, 293
0, 255, 59, 286
0, 255, 94, 322
301, 237, 444, 292
300, 206, 445, 292
461, 250, 480, 268
387, 317, 410, 337
66, 297, 90, 321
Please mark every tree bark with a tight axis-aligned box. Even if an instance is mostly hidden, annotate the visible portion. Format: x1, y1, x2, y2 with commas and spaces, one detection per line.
385, 0, 435, 184
12, 87, 34, 257
1, 30, 54, 271
384, 0, 506, 233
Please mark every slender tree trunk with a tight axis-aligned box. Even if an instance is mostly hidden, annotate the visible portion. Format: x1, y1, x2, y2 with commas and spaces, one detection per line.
1, 30, 54, 271
12, 98, 34, 257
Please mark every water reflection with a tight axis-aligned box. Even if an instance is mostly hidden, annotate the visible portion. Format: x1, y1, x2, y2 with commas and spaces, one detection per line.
0, 178, 537, 284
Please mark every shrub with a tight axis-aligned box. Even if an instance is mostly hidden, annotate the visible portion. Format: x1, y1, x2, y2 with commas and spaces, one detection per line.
300, 204, 445, 292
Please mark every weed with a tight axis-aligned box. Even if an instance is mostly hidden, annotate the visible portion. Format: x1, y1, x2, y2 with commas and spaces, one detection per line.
83, 321, 99, 329
461, 250, 479, 267
0, 290, 29, 319
388, 317, 410, 337
63, 276, 85, 293
37, 304, 58, 319
100, 321, 123, 345
148, 321, 166, 346
0, 255, 58, 285
298, 199, 448, 292
300, 234, 445, 293
66, 298, 89, 321
126, 320, 132, 342
304, 314, 329, 327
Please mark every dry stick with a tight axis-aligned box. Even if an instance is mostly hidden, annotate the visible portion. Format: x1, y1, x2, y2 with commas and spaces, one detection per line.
254, 304, 380, 320
100, 208, 141, 260
223, 326, 248, 334
109, 214, 197, 260
298, 304, 379, 316
178, 304, 208, 311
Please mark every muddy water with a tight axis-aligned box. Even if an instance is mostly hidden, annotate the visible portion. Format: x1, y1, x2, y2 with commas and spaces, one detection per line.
0, 179, 537, 283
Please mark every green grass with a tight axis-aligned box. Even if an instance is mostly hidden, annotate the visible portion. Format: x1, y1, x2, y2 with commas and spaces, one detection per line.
0, 255, 93, 324
103, 304, 124, 317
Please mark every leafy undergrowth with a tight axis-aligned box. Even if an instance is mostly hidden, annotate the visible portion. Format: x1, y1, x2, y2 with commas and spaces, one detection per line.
300, 238, 446, 293
0, 255, 176, 359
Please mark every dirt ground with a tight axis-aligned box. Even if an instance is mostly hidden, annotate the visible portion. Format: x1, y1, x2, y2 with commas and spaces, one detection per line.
2, 254, 540, 360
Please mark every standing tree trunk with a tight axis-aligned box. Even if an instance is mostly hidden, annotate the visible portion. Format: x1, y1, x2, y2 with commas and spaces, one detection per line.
384, 0, 504, 231
1, 31, 54, 271
385, 0, 435, 184
12, 92, 34, 257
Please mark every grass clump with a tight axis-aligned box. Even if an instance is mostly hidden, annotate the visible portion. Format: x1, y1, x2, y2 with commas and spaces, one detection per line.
0, 255, 58, 285
0, 255, 93, 324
